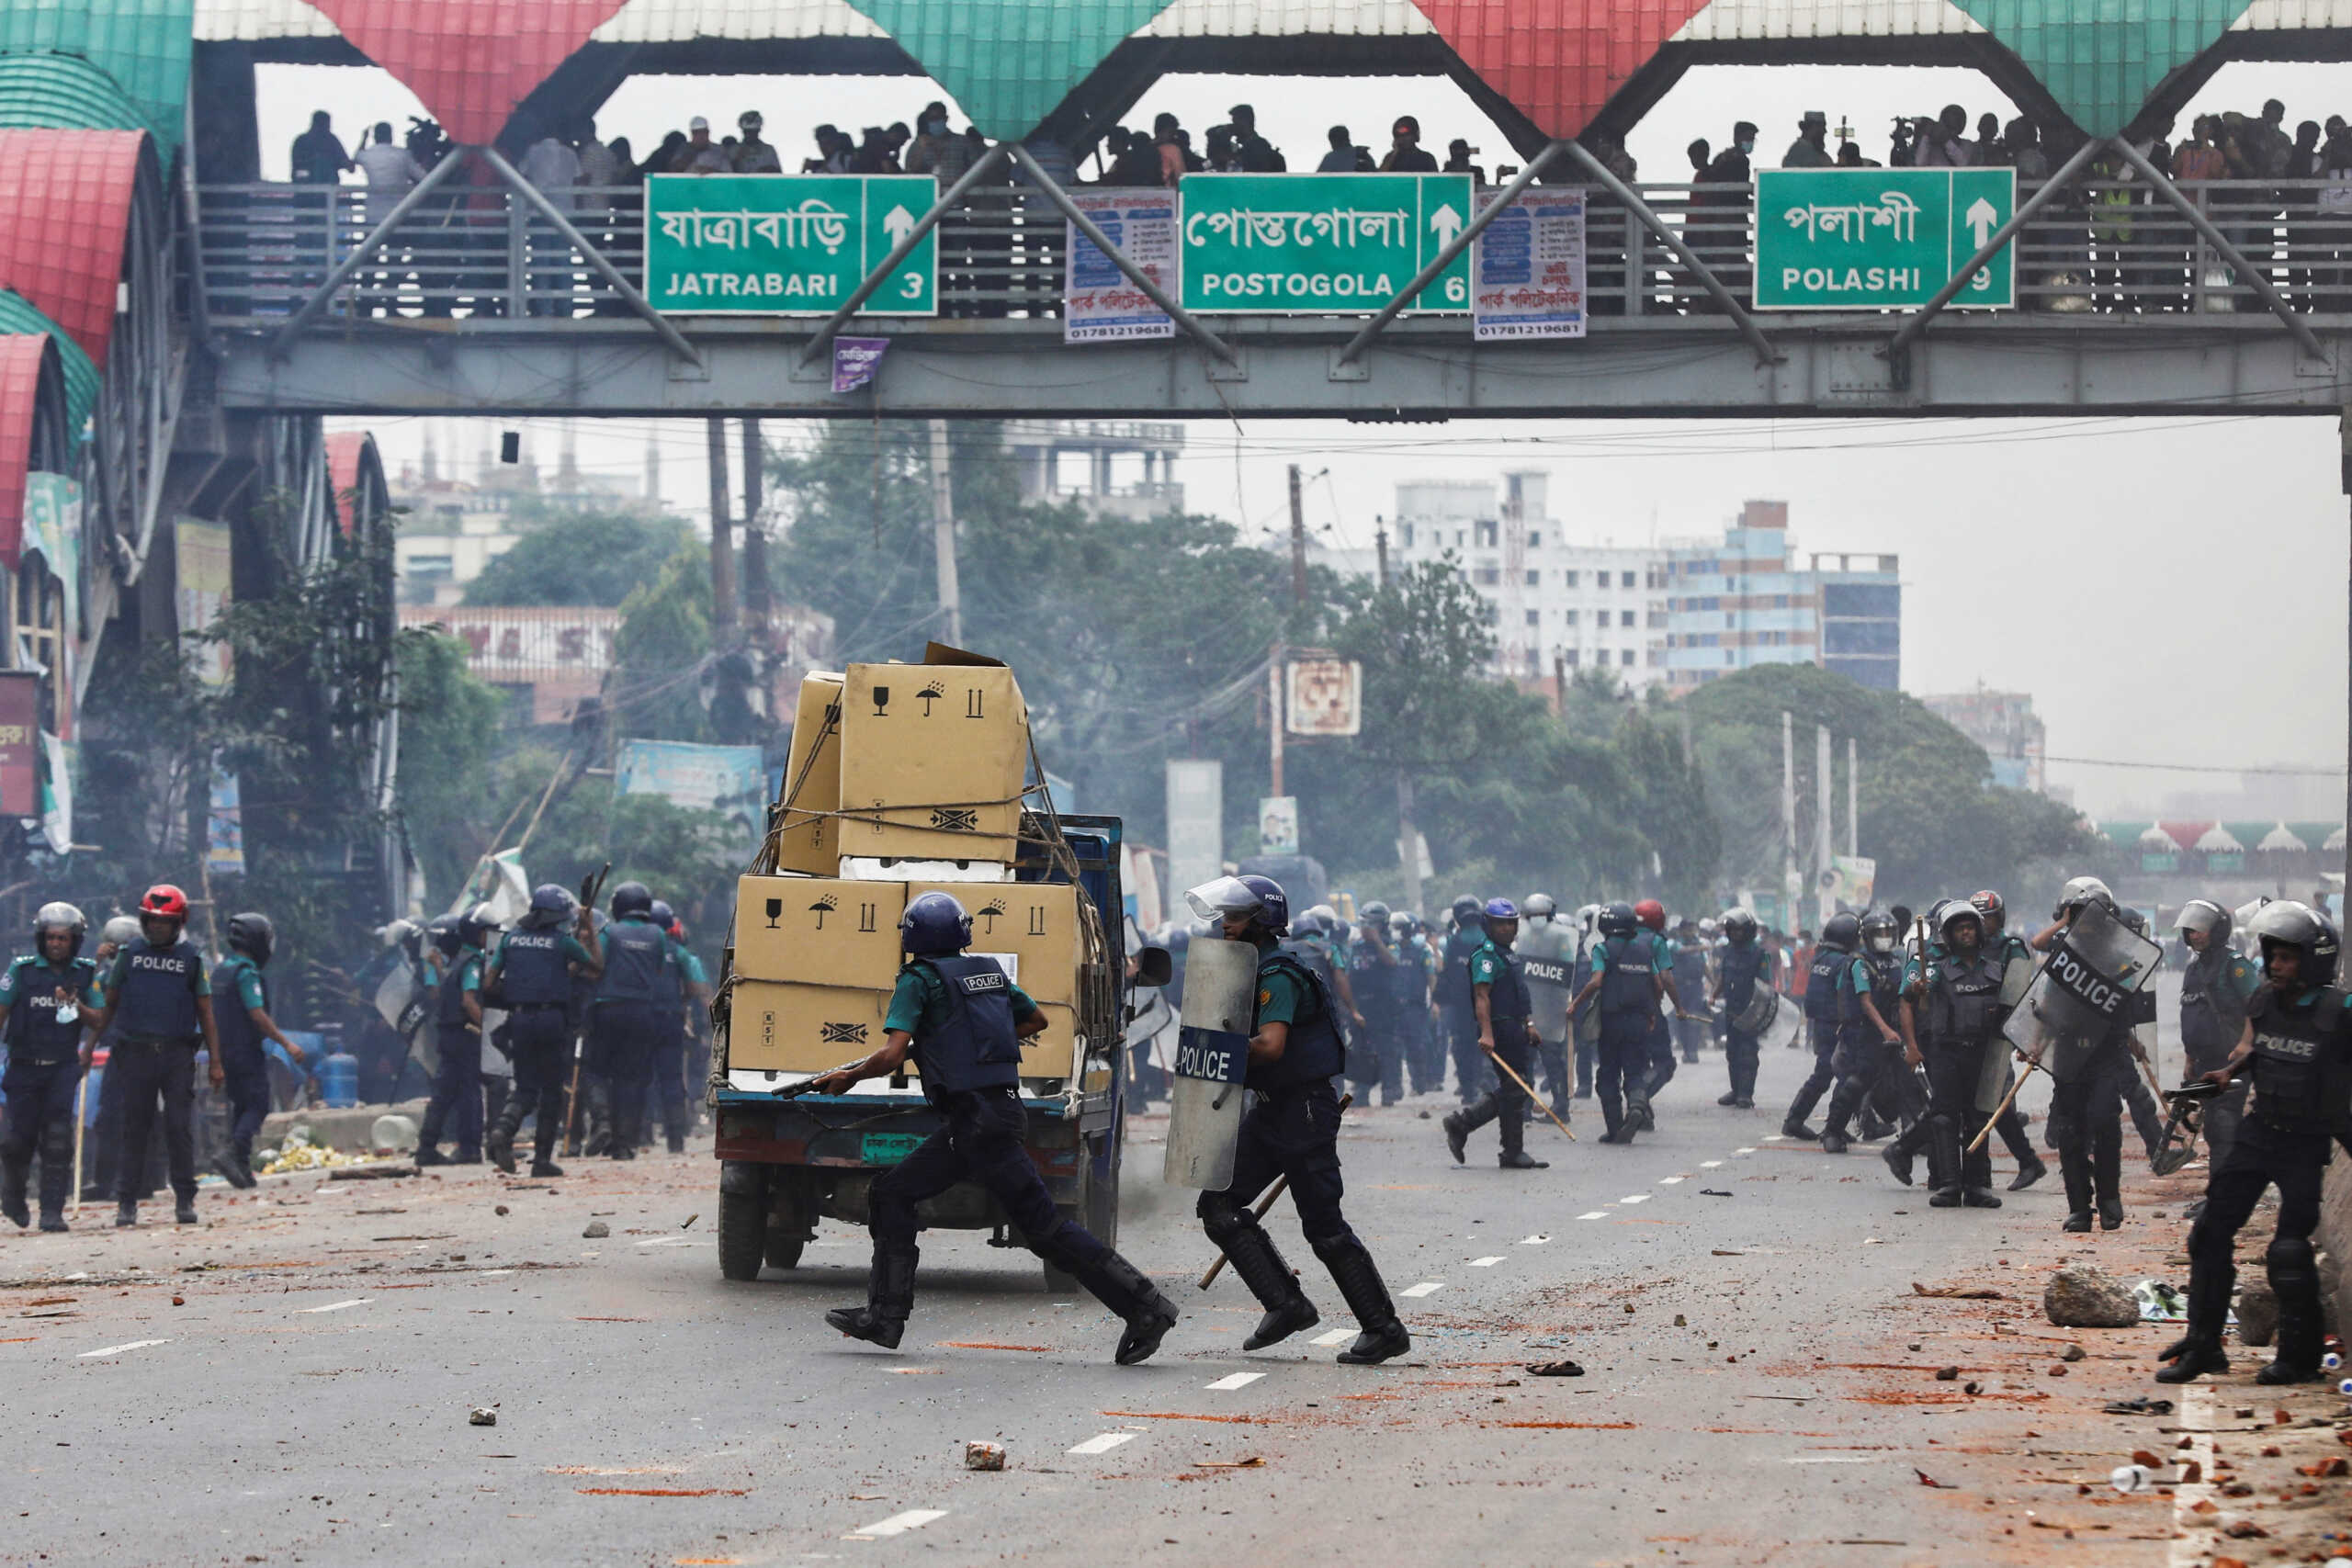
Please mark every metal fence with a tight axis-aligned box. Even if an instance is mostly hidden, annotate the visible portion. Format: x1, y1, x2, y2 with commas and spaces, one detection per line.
197, 177, 2352, 326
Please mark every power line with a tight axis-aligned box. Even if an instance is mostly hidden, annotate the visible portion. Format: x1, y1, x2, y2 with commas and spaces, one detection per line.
2042, 753, 2345, 777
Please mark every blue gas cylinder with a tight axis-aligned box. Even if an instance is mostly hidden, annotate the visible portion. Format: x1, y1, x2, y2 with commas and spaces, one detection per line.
318, 1051, 359, 1109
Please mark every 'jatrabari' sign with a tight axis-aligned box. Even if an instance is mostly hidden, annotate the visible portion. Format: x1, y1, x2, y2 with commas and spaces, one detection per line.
644, 174, 937, 315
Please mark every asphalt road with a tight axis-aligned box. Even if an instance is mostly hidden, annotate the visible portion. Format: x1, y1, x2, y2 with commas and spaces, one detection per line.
0, 1021, 2254, 1567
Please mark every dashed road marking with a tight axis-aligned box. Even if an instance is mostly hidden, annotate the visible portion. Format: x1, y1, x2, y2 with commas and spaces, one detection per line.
847, 1509, 947, 1540
1734, 1146, 1758, 1155
1699, 1160, 1724, 1168
78, 1339, 169, 1358
1761, 1134, 1787, 1142
297, 1299, 371, 1314
1577, 1211, 1610, 1221
1785, 1455, 1883, 1464
1468, 1257, 1505, 1268
1398, 1281, 1445, 1298
1519, 1234, 1549, 1245
635, 1236, 703, 1248
1618, 1194, 1649, 1205
2169, 1384, 2217, 1568
1205, 1371, 1265, 1391
480, 1269, 514, 1278
1657, 1176, 1684, 1185
1309, 1328, 1356, 1347
1068, 1432, 1138, 1455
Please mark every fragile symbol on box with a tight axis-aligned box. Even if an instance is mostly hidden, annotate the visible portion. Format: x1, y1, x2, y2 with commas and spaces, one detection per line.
821, 1021, 870, 1044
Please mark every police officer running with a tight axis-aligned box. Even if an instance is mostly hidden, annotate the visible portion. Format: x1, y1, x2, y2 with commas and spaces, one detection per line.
1711, 908, 1770, 1109
482, 885, 600, 1177
2156, 901, 2349, 1385
1818, 908, 1907, 1154
1182, 875, 1410, 1364
589, 883, 688, 1159
1517, 894, 1577, 1121
209, 913, 308, 1189
2175, 898, 2256, 1218
1442, 897, 1549, 1169
809, 892, 1179, 1363
1781, 910, 1860, 1140
1571, 901, 1681, 1144
0, 904, 101, 1231
82, 886, 220, 1227
415, 906, 493, 1166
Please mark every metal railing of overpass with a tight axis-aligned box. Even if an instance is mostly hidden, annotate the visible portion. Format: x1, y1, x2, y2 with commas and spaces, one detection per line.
198, 175, 2352, 329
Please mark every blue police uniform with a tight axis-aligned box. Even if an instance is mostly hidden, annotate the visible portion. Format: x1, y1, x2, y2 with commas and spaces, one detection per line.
1442, 934, 1544, 1164
1435, 919, 1488, 1102
1782, 941, 1850, 1136
589, 915, 686, 1158
484, 921, 596, 1173
209, 953, 277, 1177
1638, 929, 1680, 1114
416, 947, 483, 1161
103, 936, 209, 1211
0, 953, 99, 1228
1590, 931, 1661, 1141
1346, 927, 1408, 1106
641, 936, 693, 1151
1715, 937, 1770, 1104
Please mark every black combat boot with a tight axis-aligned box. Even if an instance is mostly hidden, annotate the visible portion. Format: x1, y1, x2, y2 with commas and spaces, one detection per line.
1925, 1116, 1964, 1208
1882, 1117, 1923, 1185
0, 1154, 28, 1228
2255, 1240, 2324, 1385
1209, 1213, 1318, 1351
2007, 1151, 2047, 1191
114, 1197, 137, 1228
2157, 1258, 2233, 1379
827, 1246, 917, 1348
1074, 1251, 1181, 1366
1315, 1234, 1410, 1365
175, 1197, 198, 1224
1496, 1109, 1547, 1169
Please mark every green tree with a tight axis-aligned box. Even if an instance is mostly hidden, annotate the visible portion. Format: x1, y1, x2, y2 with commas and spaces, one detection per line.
608, 544, 714, 743
393, 631, 506, 902
462, 507, 693, 608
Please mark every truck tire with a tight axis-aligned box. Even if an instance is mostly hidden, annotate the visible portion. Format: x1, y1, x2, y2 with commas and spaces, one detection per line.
718, 1185, 765, 1281
763, 1235, 804, 1270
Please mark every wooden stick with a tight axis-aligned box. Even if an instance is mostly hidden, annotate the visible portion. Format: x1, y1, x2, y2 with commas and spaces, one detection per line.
69, 1070, 87, 1213
1198, 1091, 1352, 1290
1486, 1043, 1577, 1142
1967, 1047, 2045, 1153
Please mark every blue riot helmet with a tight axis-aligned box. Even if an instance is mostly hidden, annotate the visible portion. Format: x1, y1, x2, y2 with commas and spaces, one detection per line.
1598, 901, 1637, 938
1722, 908, 1758, 945
610, 881, 653, 919
650, 899, 676, 933
226, 911, 276, 967
900, 891, 972, 955
1484, 897, 1519, 922
1820, 910, 1862, 953
1450, 894, 1481, 927
458, 902, 496, 953
2250, 900, 2339, 989
526, 883, 574, 928
1184, 874, 1289, 937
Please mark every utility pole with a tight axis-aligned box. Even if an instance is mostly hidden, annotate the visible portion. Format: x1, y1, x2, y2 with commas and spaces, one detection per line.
1287, 463, 1307, 606
1396, 770, 1422, 916
1552, 649, 1567, 719
1847, 735, 1859, 858
1267, 650, 1284, 796
706, 418, 737, 637
1374, 516, 1390, 588
1815, 725, 1833, 923
927, 418, 963, 646
741, 417, 770, 629
1780, 711, 1795, 931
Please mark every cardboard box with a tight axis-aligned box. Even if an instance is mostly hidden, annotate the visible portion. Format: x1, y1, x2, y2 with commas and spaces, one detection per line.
729, 982, 893, 1075
907, 879, 1082, 1007
727, 985, 1081, 1086
774, 671, 844, 876
838, 651, 1029, 863
732, 876, 906, 989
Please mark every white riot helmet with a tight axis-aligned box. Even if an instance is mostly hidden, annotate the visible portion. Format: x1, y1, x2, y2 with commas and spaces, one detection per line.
2054, 875, 2112, 919
1522, 893, 1557, 922
2176, 898, 2231, 946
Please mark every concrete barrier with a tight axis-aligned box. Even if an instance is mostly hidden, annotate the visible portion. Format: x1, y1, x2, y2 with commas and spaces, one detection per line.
258, 1100, 427, 1155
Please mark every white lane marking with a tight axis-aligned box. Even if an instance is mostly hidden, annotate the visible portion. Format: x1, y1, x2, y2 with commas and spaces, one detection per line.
849, 1509, 947, 1539
1657, 1176, 1684, 1185
1785, 1455, 1883, 1464
480, 1269, 514, 1278
1700, 1160, 1724, 1168
1469, 1256, 1505, 1268
1204, 1371, 1265, 1391
77, 1339, 169, 1358
1734, 1146, 1758, 1155
1068, 1432, 1138, 1456
2169, 1384, 2218, 1568
1519, 1234, 1549, 1245
1398, 1281, 1445, 1298
297, 1299, 372, 1314
634, 1236, 702, 1248
1309, 1328, 1356, 1347
1762, 1134, 1786, 1142
1618, 1194, 1650, 1205
1577, 1211, 1610, 1221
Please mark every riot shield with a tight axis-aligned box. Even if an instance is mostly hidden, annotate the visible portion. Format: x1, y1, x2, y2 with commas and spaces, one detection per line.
1973, 1032, 2017, 1116
1731, 985, 1780, 1036
1163, 936, 1259, 1190
2002, 900, 2162, 1073
1519, 922, 1575, 1044
1998, 948, 2039, 1010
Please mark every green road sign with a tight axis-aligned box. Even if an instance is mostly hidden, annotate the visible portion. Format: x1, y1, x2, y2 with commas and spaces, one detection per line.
1178, 173, 1473, 315
1755, 168, 2016, 311
643, 173, 936, 316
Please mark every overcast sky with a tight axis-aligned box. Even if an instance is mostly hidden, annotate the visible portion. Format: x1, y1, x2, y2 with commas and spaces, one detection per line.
257, 56, 2352, 818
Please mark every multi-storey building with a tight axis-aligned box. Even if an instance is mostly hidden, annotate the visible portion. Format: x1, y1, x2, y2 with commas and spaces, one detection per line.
1663, 501, 1902, 693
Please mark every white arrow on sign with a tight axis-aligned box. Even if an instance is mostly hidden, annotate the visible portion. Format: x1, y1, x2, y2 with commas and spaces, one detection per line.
1963, 197, 1998, 249
882, 205, 917, 247
1430, 202, 1464, 249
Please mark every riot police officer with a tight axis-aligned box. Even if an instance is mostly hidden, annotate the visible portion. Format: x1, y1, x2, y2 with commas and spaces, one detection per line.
1434, 895, 1488, 1103
810, 892, 1179, 1363
589, 883, 689, 1159
1184, 874, 1411, 1365
83, 886, 220, 1227
1899, 903, 2007, 1208
1781, 910, 1860, 1140
642, 898, 698, 1152
1632, 899, 1678, 1124
2176, 898, 2256, 1209
1569, 904, 1603, 1100
1442, 898, 1548, 1169
415, 906, 492, 1167
1711, 908, 1770, 1109
482, 885, 600, 1176
1517, 894, 1576, 1121
208, 912, 308, 1189
1347, 901, 1406, 1107
1670, 919, 1710, 1066
1571, 902, 1679, 1144
1963, 889, 2048, 1189
1819, 909, 1906, 1154
2157, 902, 2349, 1385
0, 904, 100, 1231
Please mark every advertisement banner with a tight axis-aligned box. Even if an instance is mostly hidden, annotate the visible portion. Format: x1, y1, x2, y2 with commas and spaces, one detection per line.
175, 518, 235, 685
1065, 188, 1176, 343
20, 474, 81, 735
40, 731, 71, 853
1472, 188, 1587, 341
1259, 795, 1300, 856
616, 739, 769, 835
206, 763, 245, 875
0, 671, 37, 817
1165, 759, 1224, 908
1284, 658, 1363, 736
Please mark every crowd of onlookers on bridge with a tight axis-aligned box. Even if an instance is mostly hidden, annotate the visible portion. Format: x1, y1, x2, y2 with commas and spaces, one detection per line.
255, 93, 2352, 320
